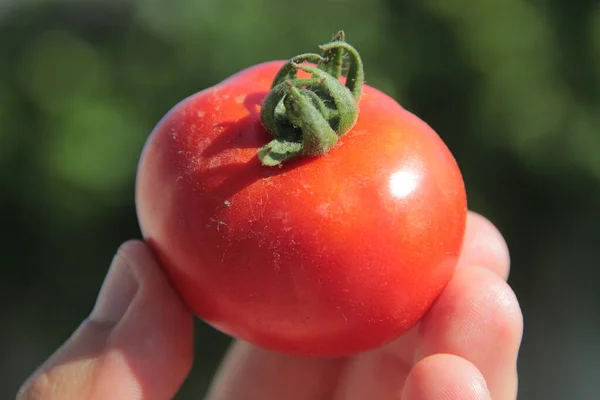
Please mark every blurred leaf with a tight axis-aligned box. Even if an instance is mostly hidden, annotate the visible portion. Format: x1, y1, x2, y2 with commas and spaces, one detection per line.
44, 99, 144, 194
18, 29, 110, 115
0, 85, 14, 162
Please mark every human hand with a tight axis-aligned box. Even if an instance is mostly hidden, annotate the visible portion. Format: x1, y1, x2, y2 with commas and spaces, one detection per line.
17, 211, 522, 399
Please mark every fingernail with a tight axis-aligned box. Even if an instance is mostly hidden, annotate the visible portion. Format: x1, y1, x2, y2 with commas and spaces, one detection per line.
90, 252, 139, 325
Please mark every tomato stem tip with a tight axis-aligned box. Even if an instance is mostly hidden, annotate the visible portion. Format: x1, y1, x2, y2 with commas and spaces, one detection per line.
258, 30, 364, 167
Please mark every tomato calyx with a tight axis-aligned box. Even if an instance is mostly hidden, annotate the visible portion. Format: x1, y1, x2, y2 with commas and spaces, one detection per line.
258, 30, 365, 167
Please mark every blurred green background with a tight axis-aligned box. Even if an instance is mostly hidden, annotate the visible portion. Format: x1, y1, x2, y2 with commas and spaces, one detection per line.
2, 0, 599, 398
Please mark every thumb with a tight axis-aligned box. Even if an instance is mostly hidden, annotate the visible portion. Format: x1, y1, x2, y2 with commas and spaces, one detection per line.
17, 240, 194, 400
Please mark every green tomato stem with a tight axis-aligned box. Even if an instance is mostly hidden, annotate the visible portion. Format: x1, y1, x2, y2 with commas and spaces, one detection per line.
258, 30, 365, 167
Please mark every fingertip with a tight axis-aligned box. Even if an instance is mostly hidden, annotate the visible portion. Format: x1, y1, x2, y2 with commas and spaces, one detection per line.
90, 247, 139, 326
18, 241, 194, 400
96, 240, 194, 399
418, 267, 522, 399
402, 354, 491, 400
115, 239, 160, 284
420, 266, 523, 357
460, 211, 510, 279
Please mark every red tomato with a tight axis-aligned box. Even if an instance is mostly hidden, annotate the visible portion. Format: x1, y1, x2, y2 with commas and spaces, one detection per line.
136, 60, 467, 357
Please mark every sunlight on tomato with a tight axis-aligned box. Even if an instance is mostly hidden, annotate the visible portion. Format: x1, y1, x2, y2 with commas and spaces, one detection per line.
389, 170, 420, 198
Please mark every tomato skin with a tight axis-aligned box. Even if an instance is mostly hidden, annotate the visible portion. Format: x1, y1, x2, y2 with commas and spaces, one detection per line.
135, 61, 467, 357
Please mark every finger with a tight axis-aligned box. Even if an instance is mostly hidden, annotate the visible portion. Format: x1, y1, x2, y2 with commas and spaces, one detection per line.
330, 330, 417, 400
329, 211, 511, 398
416, 267, 523, 400
205, 340, 345, 400
401, 354, 491, 400
459, 211, 510, 279
17, 240, 194, 400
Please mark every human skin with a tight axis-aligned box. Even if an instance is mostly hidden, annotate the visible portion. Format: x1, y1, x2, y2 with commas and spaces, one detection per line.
17, 211, 523, 400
